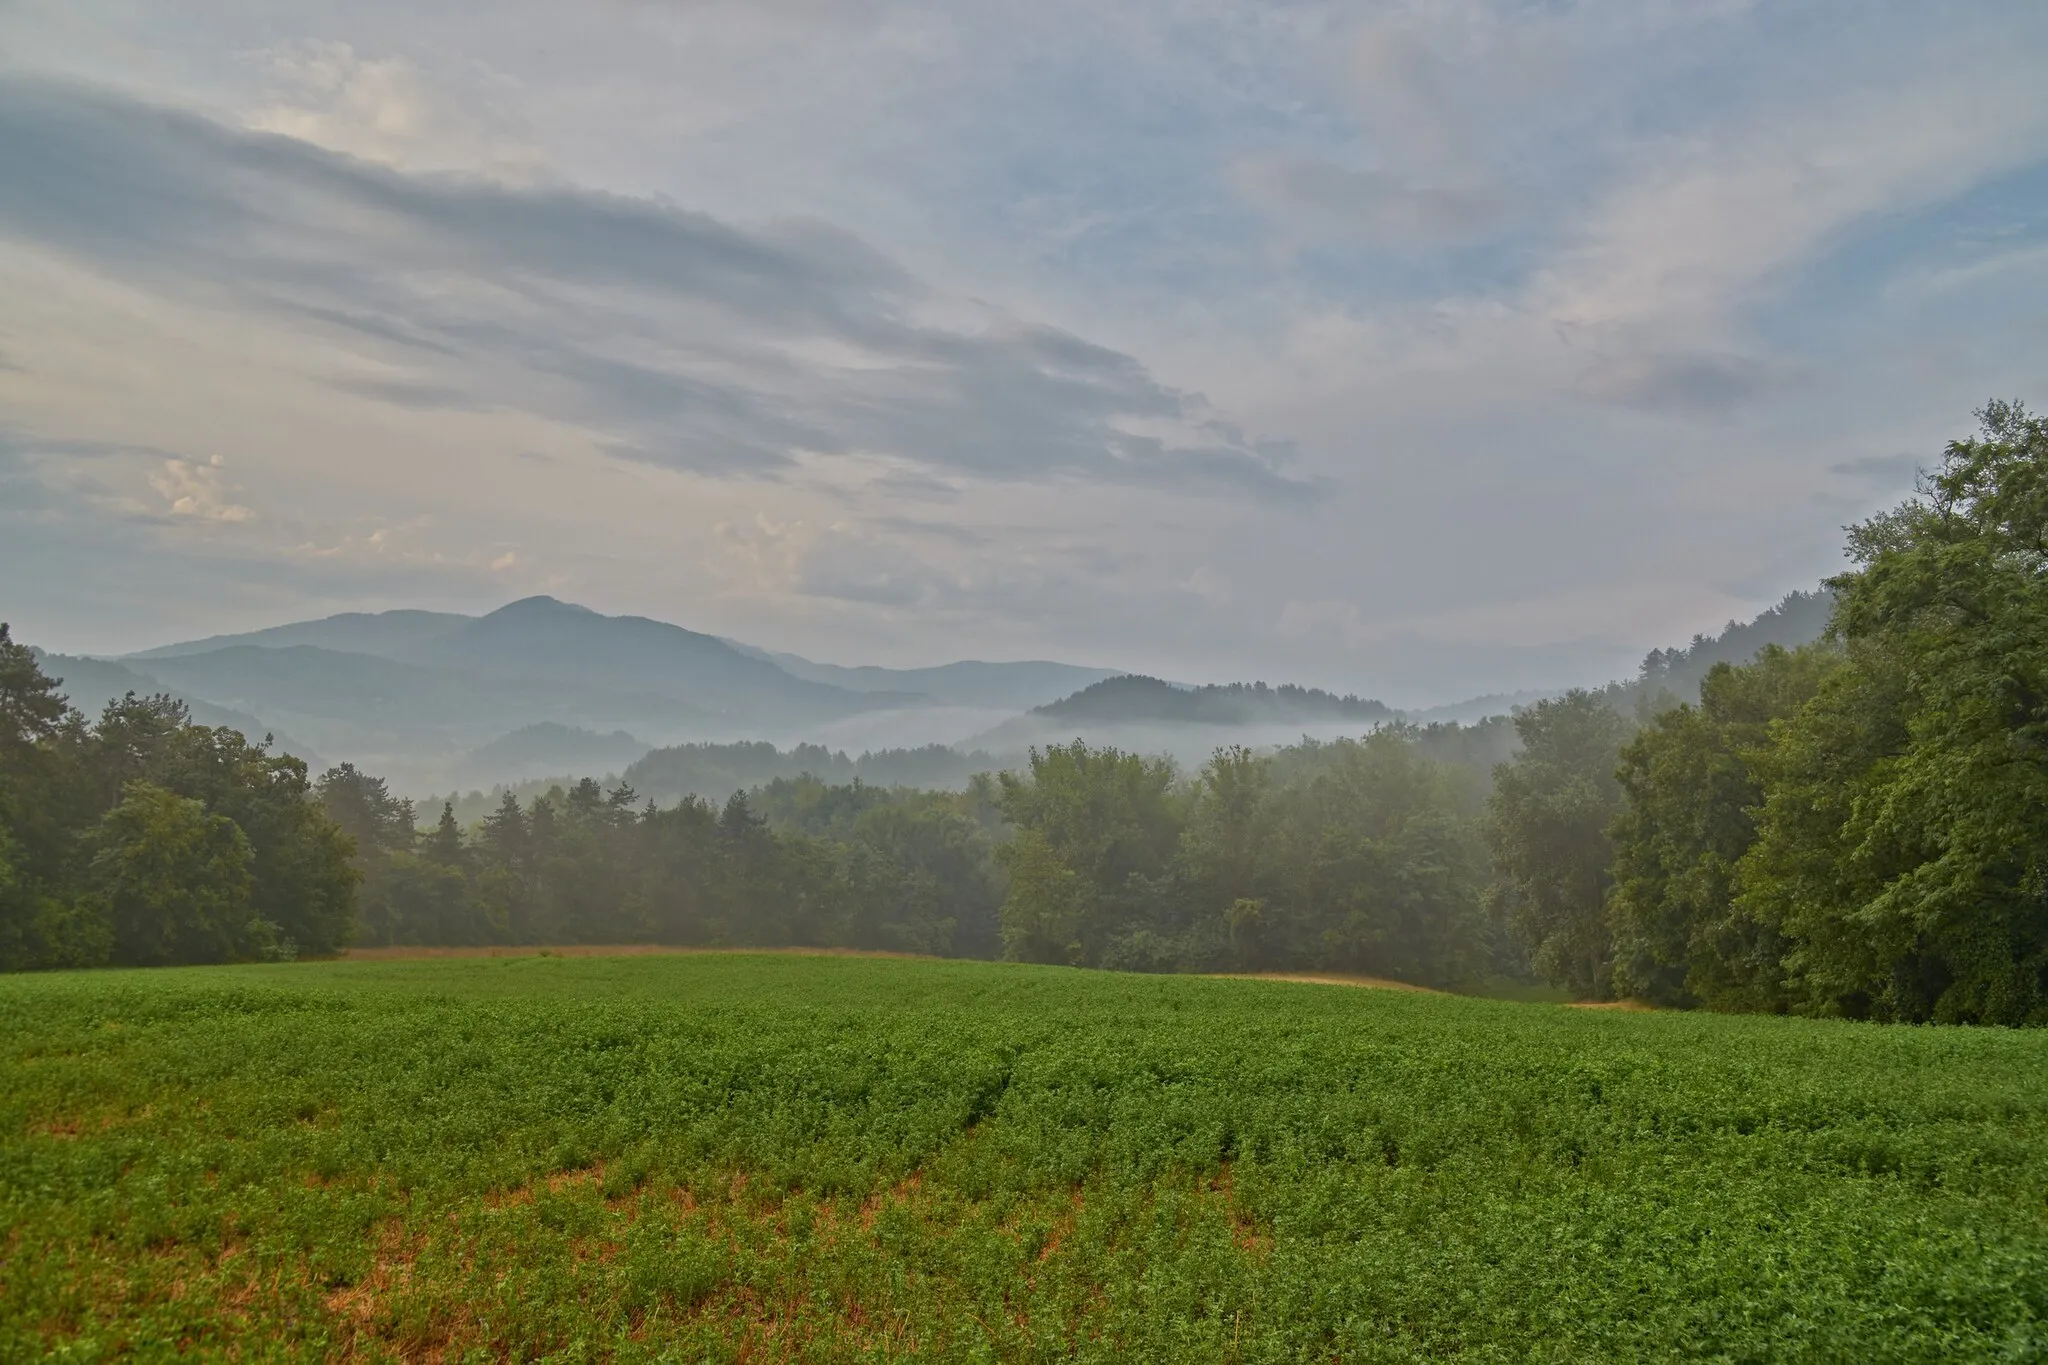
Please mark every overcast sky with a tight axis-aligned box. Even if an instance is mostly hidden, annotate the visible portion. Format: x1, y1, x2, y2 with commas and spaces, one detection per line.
3, 0, 2045, 705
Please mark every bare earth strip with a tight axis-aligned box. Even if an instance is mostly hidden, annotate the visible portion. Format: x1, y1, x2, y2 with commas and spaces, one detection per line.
1207, 972, 1444, 994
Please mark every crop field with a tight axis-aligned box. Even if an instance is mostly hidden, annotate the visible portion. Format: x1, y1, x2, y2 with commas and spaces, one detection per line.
4, 957, 2046, 1362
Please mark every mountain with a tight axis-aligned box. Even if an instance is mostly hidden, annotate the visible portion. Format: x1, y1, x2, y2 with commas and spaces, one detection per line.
127, 600, 1129, 757
393, 597, 906, 725
1033, 676, 1393, 726
724, 644, 1122, 711
1393, 591, 1839, 726
1400, 690, 1559, 725
139, 645, 487, 723
128, 598, 914, 728
112, 598, 951, 790
968, 675, 1399, 765
126, 609, 474, 661
29, 649, 324, 768
132, 642, 713, 792
457, 723, 651, 787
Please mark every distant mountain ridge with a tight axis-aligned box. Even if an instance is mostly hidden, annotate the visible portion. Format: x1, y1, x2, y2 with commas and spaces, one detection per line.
1034, 675, 1394, 726
723, 643, 1122, 711
131, 599, 1116, 718
126, 609, 475, 661
458, 723, 650, 787
114, 597, 1133, 792
28, 649, 325, 768
80, 588, 1841, 800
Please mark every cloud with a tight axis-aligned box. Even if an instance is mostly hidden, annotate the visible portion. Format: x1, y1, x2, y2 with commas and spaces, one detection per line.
247, 41, 547, 178
0, 77, 1308, 503
149, 455, 255, 522
1534, 61, 2048, 338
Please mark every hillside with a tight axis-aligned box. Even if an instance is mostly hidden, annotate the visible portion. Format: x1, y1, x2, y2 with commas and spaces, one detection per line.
1632, 589, 1834, 699
124, 609, 474, 662
393, 598, 908, 726
118, 599, 1131, 786
726, 645, 1123, 711
132, 643, 704, 785
456, 723, 651, 787
1035, 675, 1393, 725
967, 674, 1398, 759
29, 649, 324, 767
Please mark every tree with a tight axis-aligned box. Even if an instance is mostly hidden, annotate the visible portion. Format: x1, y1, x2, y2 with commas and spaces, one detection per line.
0, 625, 72, 757
425, 801, 467, 869
1485, 692, 1633, 998
994, 743, 1181, 966
1254, 733, 1488, 985
1178, 746, 1271, 954
1607, 646, 1836, 1008
0, 627, 91, 969
1737, 402, 2048, 1023
87, 782, 262, 966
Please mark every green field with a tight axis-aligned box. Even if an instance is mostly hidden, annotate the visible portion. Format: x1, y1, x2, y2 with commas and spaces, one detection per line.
4, 957, 2045, 1362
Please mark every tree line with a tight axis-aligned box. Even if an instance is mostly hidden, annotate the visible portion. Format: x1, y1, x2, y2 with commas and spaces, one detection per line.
0, 658, 354, 969
3, 403, 2043, 1022
1488, 402, 2048, 1024
322, 767, 1004, 959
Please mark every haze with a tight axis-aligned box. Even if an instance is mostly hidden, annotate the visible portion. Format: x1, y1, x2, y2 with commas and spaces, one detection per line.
4, 0, 2046, 705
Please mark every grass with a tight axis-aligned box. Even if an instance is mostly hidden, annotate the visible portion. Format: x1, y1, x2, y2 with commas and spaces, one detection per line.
2, 954, 2045, 1362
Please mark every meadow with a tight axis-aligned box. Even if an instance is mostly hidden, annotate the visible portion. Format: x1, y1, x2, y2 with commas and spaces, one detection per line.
3, 955, 2044, 1362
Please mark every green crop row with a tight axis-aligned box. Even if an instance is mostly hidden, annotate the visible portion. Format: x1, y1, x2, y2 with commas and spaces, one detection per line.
3, 954, 2045, 1361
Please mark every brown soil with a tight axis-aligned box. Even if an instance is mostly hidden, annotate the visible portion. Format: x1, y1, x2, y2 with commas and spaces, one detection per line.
1565, 999, 1658, 1011
1207, 971, 1444, 994
335, 944, 932, 962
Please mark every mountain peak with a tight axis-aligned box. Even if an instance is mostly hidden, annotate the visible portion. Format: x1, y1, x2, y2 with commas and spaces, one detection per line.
485, 595, 598, 619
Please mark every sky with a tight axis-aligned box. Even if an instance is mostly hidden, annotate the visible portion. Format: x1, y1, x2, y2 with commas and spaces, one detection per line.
2, 0, 2045, 706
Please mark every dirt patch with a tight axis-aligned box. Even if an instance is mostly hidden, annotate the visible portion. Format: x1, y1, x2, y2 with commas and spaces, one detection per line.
1209, 972, 1444, 994
336, 944, 932, 962
1565, 999, 1658, 1012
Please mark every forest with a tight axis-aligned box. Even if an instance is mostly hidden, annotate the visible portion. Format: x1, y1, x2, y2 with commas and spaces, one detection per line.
2, 403, 2043, 1023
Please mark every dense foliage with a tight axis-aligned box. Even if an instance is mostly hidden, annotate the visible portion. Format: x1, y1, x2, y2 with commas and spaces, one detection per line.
990, 734, 1503, 985
0, 631, 355, 971
5, 955, 2043, 1359
330, 731, 1507, 986
1590, 402, 2048, 1022
620, 740, 998, 808
326, 767, 1005, 959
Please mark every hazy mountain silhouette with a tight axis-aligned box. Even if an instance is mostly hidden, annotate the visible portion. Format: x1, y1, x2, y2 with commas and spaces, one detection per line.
391, 597, 904, 724
457, 722, 651, 787
127, 609, 473, 661
723, 643, 1121, 711
967, 675, 1399, 765
1034, 675, 1392, 726
29, 649, 325, 768
114, 597, 1128, 789
119, 598, 1134, 786
95, 588, 1840, 798
130, 644, 689, 786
